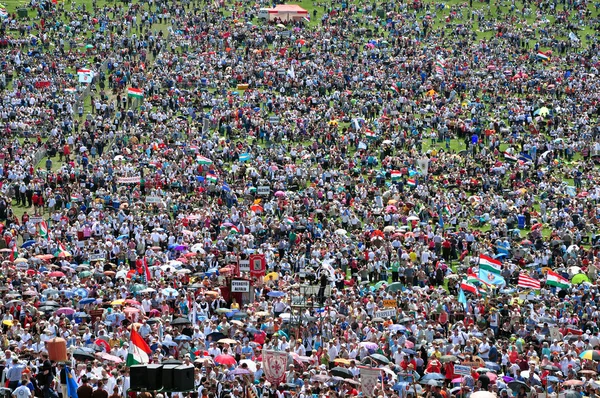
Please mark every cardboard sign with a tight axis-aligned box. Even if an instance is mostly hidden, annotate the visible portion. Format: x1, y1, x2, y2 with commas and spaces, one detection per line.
550, 327, 563, 341
257, 186, 270, 196
454, 365, 471, 375
238, 259, 250, 272
89, 253, 105, 262
231, 280, 250, 293
383, 299, 397, 308
375, 309, 397, 319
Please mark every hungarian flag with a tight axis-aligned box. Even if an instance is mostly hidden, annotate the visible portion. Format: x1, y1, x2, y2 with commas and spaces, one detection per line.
407, 178, 416, 188
479, 254, 502, 274
536, 52, 549, 60
284, 217, 295, 225
127, 87, 144, 99
206, 174, 218, 183
391, 170, 401, 181
390, 84, 400, 94
365, 129, 377, 140
9, 245, 17, 262
546, 270, 570, 289
142, 257, 151, 282
442, 205, 451, 215
126, 329, 151, 366
518, 273, 541, 289
460, 282, 479, 295
39, 221, 48, 239
229, 226, 240, 235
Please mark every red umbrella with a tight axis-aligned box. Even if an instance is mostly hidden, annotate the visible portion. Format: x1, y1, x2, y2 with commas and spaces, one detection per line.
95, 339, 111, 352
125, 299, 140, 306
214, 354, 236, 366
49, 271, 66, 278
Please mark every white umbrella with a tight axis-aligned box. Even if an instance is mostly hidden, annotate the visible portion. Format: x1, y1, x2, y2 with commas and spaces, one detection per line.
334, 229, 347, 235
407, 216, 420, 221
240, 359, 257, 372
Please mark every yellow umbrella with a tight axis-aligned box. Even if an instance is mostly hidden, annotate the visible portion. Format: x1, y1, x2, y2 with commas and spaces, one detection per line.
265, 272, 279, 281
111, 299, 125, 306
427, 89, 437, 97
2, 320, 13, 326
218, 338, 239, 345
328, 120, 339, 126
334, 358, 352, 365
255, 311, 270, 317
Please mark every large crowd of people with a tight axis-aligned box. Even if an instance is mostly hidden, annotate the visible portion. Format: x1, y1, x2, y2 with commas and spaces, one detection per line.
0, 0, 599, 398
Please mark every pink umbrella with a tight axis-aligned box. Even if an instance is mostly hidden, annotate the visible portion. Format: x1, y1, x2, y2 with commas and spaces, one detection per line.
274, 191, 286, 197
55, 307, 75, 316
486, 372, 497, 382
123, 307, 140, 314
96, 352, 123, 363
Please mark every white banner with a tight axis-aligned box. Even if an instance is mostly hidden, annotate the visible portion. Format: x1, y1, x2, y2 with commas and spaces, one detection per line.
231, 280, 250, 292
145, 196, 162, 204
89, 253, 105, 262
257, 186, 270, 196
117, 176, 141, 184
359, 366, 381, 397
375, 309, 397, 318
238, 259, 250, 272
78, 71, 94, 84
416, 157, 429, 176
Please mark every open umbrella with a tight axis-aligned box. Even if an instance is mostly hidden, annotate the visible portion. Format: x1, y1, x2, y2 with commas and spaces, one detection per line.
55, 307, 76, 316
386, 282, 403, 292
508, 381, 530, 392
368, 354, 390, 364
72, 349, 95, 361
572, 274, 590, 285
420, 373, 445, 381
214, 354, 236, 366
171, 317, 192, 326
330, 367, 353, 379
579, 350, 600, 361
440, 355, 458, 363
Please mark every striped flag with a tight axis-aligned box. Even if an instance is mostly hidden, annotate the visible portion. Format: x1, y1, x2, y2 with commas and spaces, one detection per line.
479, 254, 502, 274
365, 129, 377, 140
460, 282, 479, 296
536, 52, 549, 60
442, 205, 451, 215
435, 56, 446, 77
142, 257, 151, 282
391, 170, 401, 181
390, 85, 400, 94
407, 178, 416, 188
206, 174, 218, 183
127, 87, 144, 99
518, 273, 541, 289
9, 245, 18, 262
546, 270, 570, 289
504, 152, 518, 162
39, 221, 48, 239
126, 329, 151, 366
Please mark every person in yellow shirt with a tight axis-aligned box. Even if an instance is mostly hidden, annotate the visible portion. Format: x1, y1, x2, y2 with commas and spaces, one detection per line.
230, 298, 240, 310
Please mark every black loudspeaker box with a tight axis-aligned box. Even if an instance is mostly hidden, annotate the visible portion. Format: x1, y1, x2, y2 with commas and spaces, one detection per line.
170, 365, 194, 392
146, 364, 163, 390
161, 364, 180, 391
129, 365, 147, 391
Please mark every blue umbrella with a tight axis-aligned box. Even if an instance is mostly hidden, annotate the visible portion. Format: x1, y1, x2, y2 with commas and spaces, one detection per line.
267, 291, 286, 298
420, 373, 445, 381
73, 288, 88, 298
174, 335, 191, 342
162, 341, 177, 347
225, 310, 240, 317
79, 298, 96, 305
401, 348, 416, 355
116, 235, 128, 241
21, 240, 36, 248
485, 362, 501, 371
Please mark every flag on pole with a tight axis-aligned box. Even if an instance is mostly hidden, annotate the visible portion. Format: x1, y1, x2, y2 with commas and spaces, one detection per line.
478, 268, 506, 286
39, 221, 48, 239
435, 56, 446, 77
142, 257, 151, 282
546, 270, 570, 289
458, 288, 468, 309
206, 174, 218, 183
126, 329, 151, 366
9, 245, 17, 262
127, 87, 144, 99
518, 273, 541, 289
459, 282, 479, 296
65, 366, 79, 398
479, 254, 502, 274
391, 170, 401, 181
407, 178, 416, 188
536, 52, 549, 60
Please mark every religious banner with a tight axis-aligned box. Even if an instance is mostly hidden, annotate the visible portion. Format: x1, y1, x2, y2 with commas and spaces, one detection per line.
359, 366, 381, 397
262, 350, 288, 387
